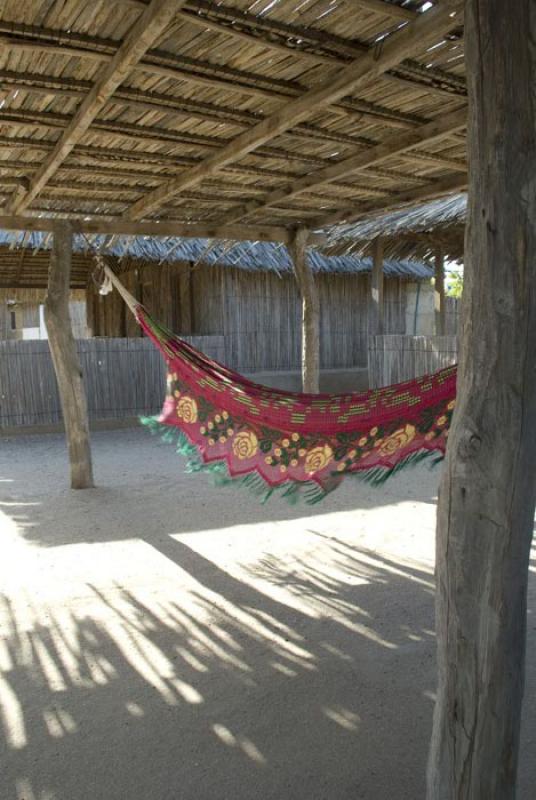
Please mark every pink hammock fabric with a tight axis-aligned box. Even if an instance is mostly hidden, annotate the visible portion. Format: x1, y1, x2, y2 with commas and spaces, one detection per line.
137, 305, 457, 501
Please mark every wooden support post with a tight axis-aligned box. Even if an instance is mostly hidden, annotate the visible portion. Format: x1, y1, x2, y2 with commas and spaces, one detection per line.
178, 266, 193, 334
289, 227, 319, 393
369, 237, 384, 336
427, 1, 536, 797
434, 247, 446, 335
45, 221, 94, 489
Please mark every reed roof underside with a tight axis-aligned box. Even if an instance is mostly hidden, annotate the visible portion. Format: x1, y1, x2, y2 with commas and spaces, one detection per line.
0, 0, 466, 284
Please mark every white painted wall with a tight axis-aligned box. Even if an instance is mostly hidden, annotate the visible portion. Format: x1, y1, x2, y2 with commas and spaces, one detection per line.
405, 281, 435, 335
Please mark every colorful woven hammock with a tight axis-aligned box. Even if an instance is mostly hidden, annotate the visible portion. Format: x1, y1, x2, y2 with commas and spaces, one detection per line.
104, 268, 456, 503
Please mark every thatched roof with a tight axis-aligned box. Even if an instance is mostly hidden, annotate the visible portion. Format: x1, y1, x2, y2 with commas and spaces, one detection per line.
0, 230, 432, 288
322, 193, 467, 261
0, 0, 466, 251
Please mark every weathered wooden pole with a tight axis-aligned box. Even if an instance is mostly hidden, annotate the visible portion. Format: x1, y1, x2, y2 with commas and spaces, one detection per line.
427, 1, 536, 797
45, 221, 94, 489
434, 246, 446, 335
179, 266, 193, 334
289, 227, 319, 393
369, 236, 384, 335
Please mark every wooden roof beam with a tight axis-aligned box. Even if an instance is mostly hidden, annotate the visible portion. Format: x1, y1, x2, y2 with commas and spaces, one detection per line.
218, 106, 467, 224
402, 149, 467, 171
0, 12, 465, 96
179, 0, 415, 51
8, 0, 182, 215
345, 0, 417, 20
0, 150, 434, 209
313, 173, 468, 229
0, 70, 392, 148
178, 0, 367, 59
0, 109, 335, 168
0, 134, 320, 182
123, 2, 463, 221
0, 215, 316, 245
176, 10, 337, 66
0, 36, 429, 130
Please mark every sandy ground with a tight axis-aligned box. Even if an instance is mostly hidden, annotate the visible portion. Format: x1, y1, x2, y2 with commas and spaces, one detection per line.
0, 428, 534, 800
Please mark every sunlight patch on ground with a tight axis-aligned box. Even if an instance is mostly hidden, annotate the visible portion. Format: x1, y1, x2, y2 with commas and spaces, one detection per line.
323, 705, 360, 731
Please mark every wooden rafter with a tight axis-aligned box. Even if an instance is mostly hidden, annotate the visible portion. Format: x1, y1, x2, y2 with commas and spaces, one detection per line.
219, 106, 467, 224
0, 215, 323, 245
0, 70, 399, 149
0, 82, 465, 180
0, 133, 465, 189
0, 109, 351, 169
8, 0, 182, 214
346, 0, 417, 20
162, 0, 369, 59
314, 173, 468, 229
0, 33, 441, 130
123, 2, 463, 221
0, 107, 463, 203
0, 11, 466, 119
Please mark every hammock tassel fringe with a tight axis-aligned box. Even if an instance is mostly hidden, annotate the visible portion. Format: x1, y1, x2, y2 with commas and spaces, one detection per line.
141, 416, 445, 505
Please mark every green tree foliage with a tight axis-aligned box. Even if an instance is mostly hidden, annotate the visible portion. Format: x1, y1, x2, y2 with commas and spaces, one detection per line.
446, 270, 463, 298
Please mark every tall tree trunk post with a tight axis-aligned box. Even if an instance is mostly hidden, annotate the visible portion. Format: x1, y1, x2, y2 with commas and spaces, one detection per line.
427, 2, 536, 798
45, 221, 94, 489
434, 246, 446, 335
289, 227, 319, 393
369, 236, 385, 336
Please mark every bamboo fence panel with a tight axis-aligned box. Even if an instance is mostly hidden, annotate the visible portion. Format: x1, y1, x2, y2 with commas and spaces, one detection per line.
88, 264, 430, 372
0, 335, 224, 428
368, 334, 458, 389
189, 266, 409, 371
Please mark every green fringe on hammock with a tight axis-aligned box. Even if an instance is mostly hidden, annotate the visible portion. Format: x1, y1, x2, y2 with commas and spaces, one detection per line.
140, 416, 444, 505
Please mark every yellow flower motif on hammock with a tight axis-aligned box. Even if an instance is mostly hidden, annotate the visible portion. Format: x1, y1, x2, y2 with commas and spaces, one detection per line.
436, 415, 448, 427
177, 396, 198, 424
291, 433, 300, 442
425, 431, 436, 441
369, 426, 378, 437
282, 438, 290, 448
304, 444, 333, 475
377, 424, 416, 457
447, 400, 456, 411
232, 431, 259, 460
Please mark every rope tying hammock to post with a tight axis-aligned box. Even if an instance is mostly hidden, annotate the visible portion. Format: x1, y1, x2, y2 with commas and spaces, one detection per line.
102, 266, 457, 503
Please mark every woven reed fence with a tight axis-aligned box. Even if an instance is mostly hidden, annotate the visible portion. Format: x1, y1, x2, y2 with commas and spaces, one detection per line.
368, 335, 458, 389
0, 336, 224, 428
2, 331, 458, 428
